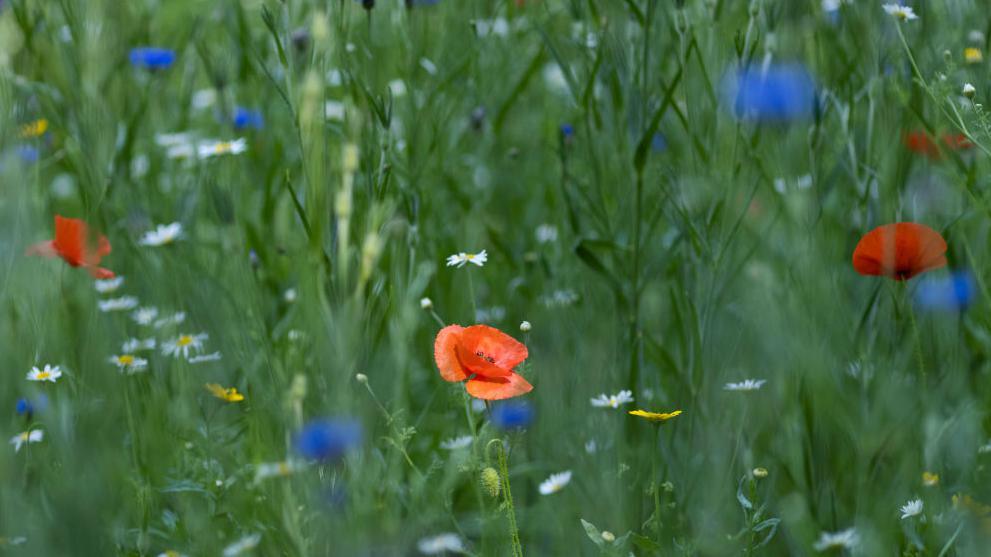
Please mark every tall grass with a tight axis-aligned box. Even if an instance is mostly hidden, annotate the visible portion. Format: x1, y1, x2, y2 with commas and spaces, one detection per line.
2, 0, 991, 555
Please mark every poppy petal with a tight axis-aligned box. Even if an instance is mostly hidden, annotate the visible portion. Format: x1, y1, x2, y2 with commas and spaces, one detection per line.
53, 215, 86, 266
88, 266, 115, 279
455, 342, 513, 378
434, 325, 468, 382
461, 325, 528, 370
25, 240, 57, 258
466, 372, 533, 400
852, 223, 946, 280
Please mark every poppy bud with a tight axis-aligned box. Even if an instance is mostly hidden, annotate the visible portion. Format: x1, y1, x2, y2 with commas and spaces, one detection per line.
480, 467, 501, 498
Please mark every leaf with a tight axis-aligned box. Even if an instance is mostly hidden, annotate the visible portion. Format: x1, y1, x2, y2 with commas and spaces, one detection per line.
736, 475, 753, 510
580, 518, 607, 549
752, 518, 781, 548
629, 533, 661, 552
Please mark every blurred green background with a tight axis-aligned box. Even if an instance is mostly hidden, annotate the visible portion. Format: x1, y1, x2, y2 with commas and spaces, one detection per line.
3, 0, 991, 555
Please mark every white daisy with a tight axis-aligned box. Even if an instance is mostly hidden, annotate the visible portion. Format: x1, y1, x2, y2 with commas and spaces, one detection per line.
26, 364, 62, 383
98, 296, 139, 312
539, 471, 573, 495
724, 379, 767, 391
198, 138, 248, 159
447, 250, 489, 269
446, 250, 487, 268
417, 533, 465, 555
10, 430, 43, 452
882, 4, 917, 21
188, 351, 222, 364
131, 306, 159, 326
94, 276, 124, 294
439, 435, 473, 451
900, 498, 923, 519
590, 390, 635, 409
813, 528, 859, 552
122, 337, 157, 353
283, 288, 298, 303
139, 222, 183, 247
154, 311, 187, 328
222, 533, 261, 557
254, 460, 302, 483
166, 143, 196, 159
191, 88, 217, 110
963, 83, 976, 98
108, 354, 149, 374
156, 551, 188, 557
162, 333, 208, 360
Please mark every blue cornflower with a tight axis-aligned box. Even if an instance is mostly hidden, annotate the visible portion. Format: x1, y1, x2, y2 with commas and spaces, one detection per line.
16, 145, 39, 163
129, 47, 176, 70
915, 271, 976, 312
15, 398, 33, 416
233, 107, 264, 130
721, 64, 817, 122
560, 123, 575, 138
651, 132, 667, 152
490, 401, 534, 430
295, 419, 363, 461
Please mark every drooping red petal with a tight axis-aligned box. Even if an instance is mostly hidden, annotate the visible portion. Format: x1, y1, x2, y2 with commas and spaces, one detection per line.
466, 372, 533, 400
26, 240, 57, 258
460, 325, 528, 370
88, 266, 115, 279
434, 325, 468, 382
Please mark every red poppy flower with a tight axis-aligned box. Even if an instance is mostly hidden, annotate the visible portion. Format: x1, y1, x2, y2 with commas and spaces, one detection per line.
852, 222, 947, 280
904, 131, 940, 159
434, 324, 532, 400
27, 215, 114, 279
904, 131, 974, 159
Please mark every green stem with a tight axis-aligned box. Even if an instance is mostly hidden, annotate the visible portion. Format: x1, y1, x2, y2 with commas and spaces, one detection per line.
497, 440, 524, 557
467, 269, 479, 322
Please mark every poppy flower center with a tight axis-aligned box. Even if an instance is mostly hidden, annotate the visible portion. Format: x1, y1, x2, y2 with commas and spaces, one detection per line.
475, 350, 496, 364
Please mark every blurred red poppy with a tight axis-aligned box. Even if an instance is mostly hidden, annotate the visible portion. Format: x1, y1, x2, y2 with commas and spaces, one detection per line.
852, 222, 946, 280
434, 324, 532, 400
904, 131, 974, 159
27, 215, 114, 278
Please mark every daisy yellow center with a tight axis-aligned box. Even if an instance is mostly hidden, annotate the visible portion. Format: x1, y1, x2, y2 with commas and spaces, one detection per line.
19, 432, 29, 441
215, 142, 233, 153
177, 335, 194, 347
277, 462, 290, 475
36, 371, 51, 380
118, 355, 135, 365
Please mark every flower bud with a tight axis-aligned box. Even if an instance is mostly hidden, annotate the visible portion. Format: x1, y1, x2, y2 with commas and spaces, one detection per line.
964, 83, 977, 99
519, 321, 532, 333
480, 467, 501, 498
753, 467, 768, 479
355, 373, 368, 384
420, 297, 433, 310
601, 531, 616, 543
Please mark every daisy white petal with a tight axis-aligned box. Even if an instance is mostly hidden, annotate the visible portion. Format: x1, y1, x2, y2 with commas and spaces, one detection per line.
539, 471, 573, 495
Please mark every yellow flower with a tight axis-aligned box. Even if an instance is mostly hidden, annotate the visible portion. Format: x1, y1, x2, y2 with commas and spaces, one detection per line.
628, 409, 682, 421
965, 47, 983, 64
922, 471, 940, 487
206, 383, 245, 403
19, 119, 48, 138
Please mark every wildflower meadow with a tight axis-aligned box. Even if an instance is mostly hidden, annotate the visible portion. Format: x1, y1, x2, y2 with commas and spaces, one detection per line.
4, 0, 991, 555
